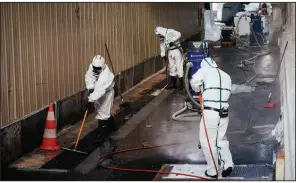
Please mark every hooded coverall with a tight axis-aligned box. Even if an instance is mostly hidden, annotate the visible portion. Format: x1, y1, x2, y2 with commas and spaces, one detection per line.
155, 26, 184, 89
190, 57, 234, 177
85, 55, 118, 142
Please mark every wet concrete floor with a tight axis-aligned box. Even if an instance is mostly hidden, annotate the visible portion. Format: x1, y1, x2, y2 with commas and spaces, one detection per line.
1, 46, 281, 180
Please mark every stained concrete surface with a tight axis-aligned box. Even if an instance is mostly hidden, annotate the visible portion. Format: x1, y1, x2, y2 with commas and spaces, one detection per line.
93, 46, 280, 181
1, 46, 280, 180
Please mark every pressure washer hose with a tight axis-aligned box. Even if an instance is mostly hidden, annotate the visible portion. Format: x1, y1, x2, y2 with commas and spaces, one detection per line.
238, 46, 279, 85
172, 61, 202, 121
97, 94, 218, 180
184, 62, 201, 108
98, 40, 217, 179
171, 102, 199, 121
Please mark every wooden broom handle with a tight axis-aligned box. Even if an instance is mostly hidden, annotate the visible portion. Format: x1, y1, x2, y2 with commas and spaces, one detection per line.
74, 110, 88, 150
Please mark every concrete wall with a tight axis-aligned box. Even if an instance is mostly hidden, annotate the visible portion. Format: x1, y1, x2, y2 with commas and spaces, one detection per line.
275, 2, 295, 180
0, 2, 202, 127
269, 3, 286, 46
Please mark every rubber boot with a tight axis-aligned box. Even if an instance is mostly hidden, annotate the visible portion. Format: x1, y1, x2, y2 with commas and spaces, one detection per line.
104, 116, 120, 148
94, 119, 108, 144
166, 76, 176, 89
205, 171, 218, 179
222, 167, 232, 177
177, 77, 183, 90
108, 116, 120, 132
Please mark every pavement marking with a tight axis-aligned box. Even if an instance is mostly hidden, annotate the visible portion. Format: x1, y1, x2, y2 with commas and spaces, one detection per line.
252, 124, 275, 129
228, 131, 246, 134
16, 168, 69, 173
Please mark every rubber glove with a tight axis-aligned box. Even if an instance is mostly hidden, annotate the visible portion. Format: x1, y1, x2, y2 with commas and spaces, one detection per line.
88, 96, 95, 103
88, 89, 94, 95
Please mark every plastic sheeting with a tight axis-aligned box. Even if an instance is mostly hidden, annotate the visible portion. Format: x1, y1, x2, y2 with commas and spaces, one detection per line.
243, 3, 260, 12
204, 10, 221, 42
272, 118, 284, 144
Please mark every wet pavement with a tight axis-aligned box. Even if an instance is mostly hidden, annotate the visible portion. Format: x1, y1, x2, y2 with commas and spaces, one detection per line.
1, 46, 280, 180
94, 46, 280, 181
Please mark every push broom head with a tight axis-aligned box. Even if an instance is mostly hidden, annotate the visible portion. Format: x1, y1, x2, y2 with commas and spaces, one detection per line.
264, 101, 276, 108
119, 102, 131, 108
264, 93, 276, 108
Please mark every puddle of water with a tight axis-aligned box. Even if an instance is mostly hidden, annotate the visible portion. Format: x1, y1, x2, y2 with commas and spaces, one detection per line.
256, 78, 274, 85
232, 84, 255, 94
150, 89, 161, 96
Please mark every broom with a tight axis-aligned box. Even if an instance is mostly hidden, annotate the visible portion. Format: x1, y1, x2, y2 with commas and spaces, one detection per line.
264, 41, 288, 108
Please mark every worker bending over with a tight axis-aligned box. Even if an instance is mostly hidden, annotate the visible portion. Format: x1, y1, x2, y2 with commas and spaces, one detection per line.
155, 26, 184, 90
190, 57, 233, 178
85, 55, 119, 143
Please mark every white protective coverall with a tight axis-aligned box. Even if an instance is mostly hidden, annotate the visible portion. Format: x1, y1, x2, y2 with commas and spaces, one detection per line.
154, 26, 184, 78
85, 55, 115, 120
190, 57, 234, 176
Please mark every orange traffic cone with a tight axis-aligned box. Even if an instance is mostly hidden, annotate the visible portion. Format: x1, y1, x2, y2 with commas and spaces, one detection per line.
40, 104, 60, 151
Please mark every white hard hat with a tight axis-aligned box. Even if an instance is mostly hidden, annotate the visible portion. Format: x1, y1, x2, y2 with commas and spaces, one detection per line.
92, 55, 105, 68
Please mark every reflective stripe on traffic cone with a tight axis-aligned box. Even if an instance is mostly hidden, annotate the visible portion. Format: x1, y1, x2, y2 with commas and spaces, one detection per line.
40, 104, 60, 151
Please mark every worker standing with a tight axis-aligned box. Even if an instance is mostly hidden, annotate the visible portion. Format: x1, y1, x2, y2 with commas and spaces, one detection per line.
190, 57, 234, 178
85, 55, 119, 143
155, 26, 184, 90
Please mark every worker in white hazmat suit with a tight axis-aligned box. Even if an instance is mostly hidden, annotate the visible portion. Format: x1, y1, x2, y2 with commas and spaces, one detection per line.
155, 26, 184, 90
85, 55, 119, 143
190, 57, 234, 178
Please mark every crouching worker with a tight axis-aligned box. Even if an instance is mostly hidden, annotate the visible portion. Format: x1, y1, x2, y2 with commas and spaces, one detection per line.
190, 57, 234, 178
85, 55, 119, 144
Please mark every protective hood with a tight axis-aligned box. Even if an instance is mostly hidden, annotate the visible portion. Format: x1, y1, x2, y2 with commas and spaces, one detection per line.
154, 26, 168, 37
92, 55, 105, 68
200, 57, 218, 68
91, 55, 106, 76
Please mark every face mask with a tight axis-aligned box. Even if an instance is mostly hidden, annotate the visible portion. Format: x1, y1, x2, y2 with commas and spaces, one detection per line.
92, 65, 102, 75
158, 34, 164, 38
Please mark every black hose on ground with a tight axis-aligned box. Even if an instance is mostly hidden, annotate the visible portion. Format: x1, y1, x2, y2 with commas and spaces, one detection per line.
184, 62, 201, 108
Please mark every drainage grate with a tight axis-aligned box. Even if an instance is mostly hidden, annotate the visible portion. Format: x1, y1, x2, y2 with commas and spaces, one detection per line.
154, 164, 273, 180
230, 164, 271, 180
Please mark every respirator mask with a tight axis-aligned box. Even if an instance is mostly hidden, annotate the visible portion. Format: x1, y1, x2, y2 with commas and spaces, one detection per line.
92, 65, 102, 75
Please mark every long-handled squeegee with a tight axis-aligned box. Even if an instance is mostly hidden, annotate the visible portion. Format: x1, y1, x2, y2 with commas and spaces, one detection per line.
62, 110, 88, 155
